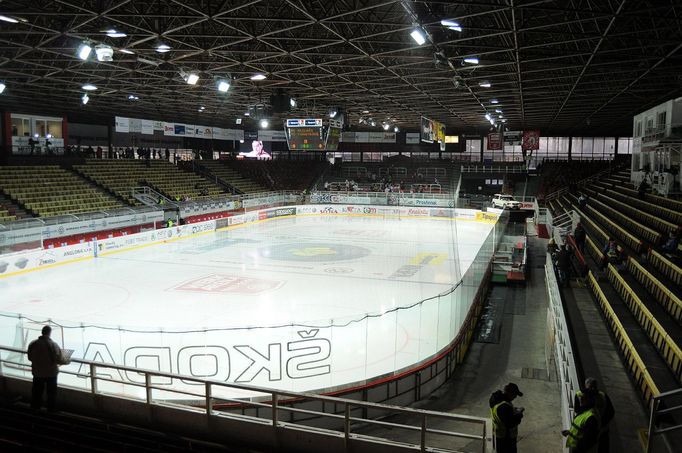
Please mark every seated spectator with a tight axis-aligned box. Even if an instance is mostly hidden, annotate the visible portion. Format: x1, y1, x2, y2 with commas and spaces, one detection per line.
578, 194, 587, 209
661, 229, 680, 253
601, 238, 619, 269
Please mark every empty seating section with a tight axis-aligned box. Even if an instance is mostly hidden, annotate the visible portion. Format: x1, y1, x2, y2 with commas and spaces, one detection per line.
606, 264, 682, 384
74, 160, 224, 205
0, 207, 15, 223
550, 168, 682, 402
0, 166, 122, 217
586, 272, 660, 404
198, 160, 267, 194
627, 257, 682, 324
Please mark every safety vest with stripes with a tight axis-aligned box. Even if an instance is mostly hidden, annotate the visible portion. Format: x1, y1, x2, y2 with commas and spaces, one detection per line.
566, 408, 598, 449
491, 401, 517, 439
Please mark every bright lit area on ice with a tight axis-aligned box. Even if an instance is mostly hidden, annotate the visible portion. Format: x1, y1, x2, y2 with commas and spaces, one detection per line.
0, 207, 498, 400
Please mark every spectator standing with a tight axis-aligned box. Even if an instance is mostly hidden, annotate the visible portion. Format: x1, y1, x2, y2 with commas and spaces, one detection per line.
489, 383, 524, 453
563, 392, 600, 453
574, 223, 586, 254
27, 325, 70, 411
165, 148, 170, 161
574, 378, 615, 453
557, 244, 572, 287
578, 194, 588, 209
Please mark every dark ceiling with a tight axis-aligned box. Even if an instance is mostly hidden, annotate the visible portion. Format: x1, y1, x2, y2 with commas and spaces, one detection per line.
0, 0, 681, 136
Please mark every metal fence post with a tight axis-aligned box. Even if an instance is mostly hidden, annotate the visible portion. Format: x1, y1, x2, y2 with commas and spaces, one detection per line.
272, 393, 278, 428
145, 373, 152, 404
421, 413, 427, 452
344, 403, 351, 448
89, 363, 98, 394
205, 382, 212, 416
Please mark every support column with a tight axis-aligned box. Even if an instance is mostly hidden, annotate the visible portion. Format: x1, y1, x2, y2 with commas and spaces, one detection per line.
567, 136, 572, 161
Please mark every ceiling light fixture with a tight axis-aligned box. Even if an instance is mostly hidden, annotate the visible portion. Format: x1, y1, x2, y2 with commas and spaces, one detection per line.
370, 120, 376, 127
118, 49, 134, 54
185, 73, 199, 85
490, 98, 499, 104
0, 82, 5, 94
463, 57, 479, 64
156, 43, 171, 53
217, 80, 230, 92
244, 111, 250, 116
95, 44, 114, 62
484, 113, 492, 122
127, 94, 139, 100
260, 119, 269, 128
77, 42, 92, 60
410, 29, 426, 45
495, 109, 502, 113
440, 20, 462, 32
329, 109, 338, 118
479, 81, 492, 88
82, 84, 97, 91
250, 73, 267, 81
106, 29, 126, 38
289, 97, 297, 108
0, 15, 19, 23
81, 93, 89, 105
394, 126, 399, 133
383, 123, 390, 131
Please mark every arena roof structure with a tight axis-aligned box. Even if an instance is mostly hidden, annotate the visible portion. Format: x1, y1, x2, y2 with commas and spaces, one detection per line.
0, 0, 681, 136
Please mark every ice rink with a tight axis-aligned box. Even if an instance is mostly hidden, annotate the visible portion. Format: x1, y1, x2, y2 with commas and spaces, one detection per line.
0, 213, 495, 397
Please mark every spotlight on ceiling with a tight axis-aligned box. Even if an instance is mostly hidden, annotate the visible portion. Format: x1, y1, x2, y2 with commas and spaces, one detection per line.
118, 49, 135, 54
370, 120, 376, 127
290, 97, 297, 108
184, 72, 199, 85
236, 118, 242, 125
383, 123, 390, 131
484, 113, 492, 122
0, 82, 5, 94
127, 94, 139, 100
0, 15, 19, 23
82, 83, 97, 91
77, 42, 92, 60
250, 73, 267, 81
479, 81, 492, 88
490, 99, 499, 104
463, 57, 479, 64
106, 29, 126, 38
217, 80, 231, 92
81, 93, 89, 105
156, 43, 171, 53
95, 44, 114, 62
260, 119, 269, 128
394, 126, 399, 133
329, 109, 338, 118
495, 109, 502, 113
440, 20, 462, 32
410, 29, 426, 45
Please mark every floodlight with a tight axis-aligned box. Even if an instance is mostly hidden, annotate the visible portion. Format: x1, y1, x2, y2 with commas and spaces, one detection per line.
118, 49, 134, 54
484, 113, 492, 121
250, 73, 266, 81
410, 29, 426, 45
394, 126, 399, 133
370, 120, 376, 127
185, 73, 199, 85
82, 84, 97, 91
106, 29, 126, 38
95, 44, 114, 62
463, 57, 479, 64
290, 97, 297, 108
46, 134, 52, 139
490, 99, 499, 104
329, 109, 337, 118
34, 133, 39, 138
0, 15, 18, 23
77, 42, 92, 60
127, 94, 139, 100
81, 93, 89, 105
218, 80, 230, 92
236, 118, 242, 125
479, 81, 492, 88
244, 111, 250, 116
0, 82, 5, 94
441, 20, 462, 32
495, 109, 502, 113
383, 123, 390, 131
156, 43, 171, 53
260, 119, 269, 128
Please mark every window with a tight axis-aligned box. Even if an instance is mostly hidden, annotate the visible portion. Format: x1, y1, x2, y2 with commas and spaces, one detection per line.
11, 117, 30, 137
657, 111, 667, 131
617, 138, 632, 155
635, 121, 642, 137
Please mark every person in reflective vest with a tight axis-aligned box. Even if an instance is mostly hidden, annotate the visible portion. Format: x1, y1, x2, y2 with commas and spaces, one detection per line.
563, 392, 600, 453
574, 378, 614, 453
489, 383, 524, 453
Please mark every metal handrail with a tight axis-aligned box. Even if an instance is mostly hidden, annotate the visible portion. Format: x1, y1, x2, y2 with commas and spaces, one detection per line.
0, 345, 490, 453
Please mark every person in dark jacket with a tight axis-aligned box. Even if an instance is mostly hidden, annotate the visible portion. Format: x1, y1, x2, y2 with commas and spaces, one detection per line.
27, 326, 70, 411
574, 223, 586, 254
489, 383, 524, 453
557, 244, 572, 287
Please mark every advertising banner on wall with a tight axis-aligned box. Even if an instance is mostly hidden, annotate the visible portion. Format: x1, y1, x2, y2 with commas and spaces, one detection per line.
504, 131, 522, 146
406, 132, 420, 144
141, 119, 154, 135
522, 130, 540, 150
115, 117, 130, 133
487, 132, 503, 150
163, 122, 175, 136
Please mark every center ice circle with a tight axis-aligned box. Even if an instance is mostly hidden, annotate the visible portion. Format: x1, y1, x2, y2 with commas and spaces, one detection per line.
259, 242, 371, 262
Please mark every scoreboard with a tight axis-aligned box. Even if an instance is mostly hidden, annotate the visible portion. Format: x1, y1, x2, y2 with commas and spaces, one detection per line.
286, 118, 325, 150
